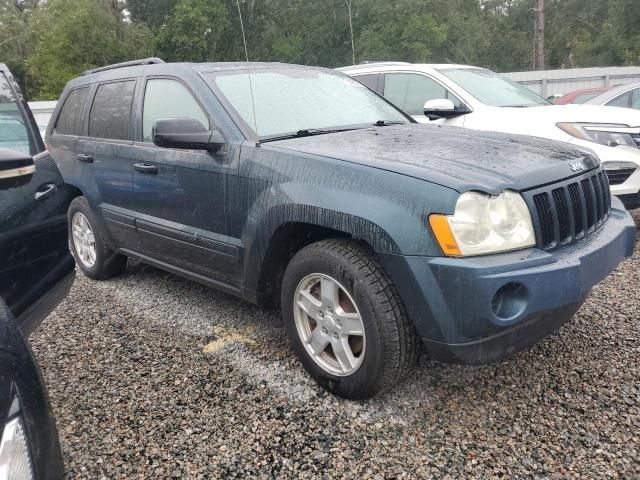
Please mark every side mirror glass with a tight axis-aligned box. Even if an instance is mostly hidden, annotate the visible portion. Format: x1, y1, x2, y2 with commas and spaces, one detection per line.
0, 148, 35, 188
152, 117, 225, 152
423, 99, 470, 120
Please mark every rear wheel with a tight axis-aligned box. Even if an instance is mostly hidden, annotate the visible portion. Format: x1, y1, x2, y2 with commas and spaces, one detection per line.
68, 196, 126, 280
281, 239, 417, 399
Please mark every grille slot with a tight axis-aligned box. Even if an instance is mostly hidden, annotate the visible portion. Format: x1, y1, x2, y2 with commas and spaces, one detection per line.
528, 170, 610, 249
533, 193, 554, 247
552, 188, 571, 242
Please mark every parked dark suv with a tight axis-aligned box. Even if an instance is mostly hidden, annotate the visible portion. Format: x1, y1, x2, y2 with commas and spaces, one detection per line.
47, 59, 635, 399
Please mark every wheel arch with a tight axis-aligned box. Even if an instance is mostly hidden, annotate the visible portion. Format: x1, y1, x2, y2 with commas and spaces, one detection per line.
245, 204, 401, 306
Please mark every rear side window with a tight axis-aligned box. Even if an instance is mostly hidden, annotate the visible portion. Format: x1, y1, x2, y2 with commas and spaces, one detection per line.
353, 74, 379, 92
571, 92, 600, 104
142, 79, 208, 142
88, 80, 135, 140
54, 87, 90, 135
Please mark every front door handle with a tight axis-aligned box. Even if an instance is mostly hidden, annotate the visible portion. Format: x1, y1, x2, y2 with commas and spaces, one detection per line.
133, 163, 158, 174
77, 154, 94, 163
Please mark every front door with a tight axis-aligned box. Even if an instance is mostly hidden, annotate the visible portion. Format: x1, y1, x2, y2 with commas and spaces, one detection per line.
131, 77, 238, 282
382, 72, 467, 125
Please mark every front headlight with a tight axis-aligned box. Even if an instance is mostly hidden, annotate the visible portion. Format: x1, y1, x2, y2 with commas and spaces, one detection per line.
0, 416, 34, 480
429, 191, 536, 257
557, 122, 639, 148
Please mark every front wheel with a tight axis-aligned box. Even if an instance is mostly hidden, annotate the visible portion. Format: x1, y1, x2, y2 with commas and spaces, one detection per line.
281, 239, 417, 399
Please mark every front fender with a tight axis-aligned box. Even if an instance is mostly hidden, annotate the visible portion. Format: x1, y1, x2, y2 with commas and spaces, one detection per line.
240, 177, 458, 293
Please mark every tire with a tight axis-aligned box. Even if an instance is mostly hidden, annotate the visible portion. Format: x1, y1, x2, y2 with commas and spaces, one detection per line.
281, 239, 417, 399
68, 196, 127, 280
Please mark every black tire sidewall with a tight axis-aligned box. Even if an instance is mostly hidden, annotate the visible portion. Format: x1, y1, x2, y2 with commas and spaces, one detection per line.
282, 243, 390, 399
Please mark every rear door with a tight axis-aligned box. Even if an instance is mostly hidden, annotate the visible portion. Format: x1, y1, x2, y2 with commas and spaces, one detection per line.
80, 79, 139, 248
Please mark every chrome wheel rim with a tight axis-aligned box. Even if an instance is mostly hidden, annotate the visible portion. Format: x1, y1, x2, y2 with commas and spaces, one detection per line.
71, 212, 96, 268
293, 273, 366, 377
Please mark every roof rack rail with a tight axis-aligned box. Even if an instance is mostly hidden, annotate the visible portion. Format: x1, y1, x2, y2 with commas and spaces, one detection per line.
358, 61, 409, 65
81, 58, 165, 76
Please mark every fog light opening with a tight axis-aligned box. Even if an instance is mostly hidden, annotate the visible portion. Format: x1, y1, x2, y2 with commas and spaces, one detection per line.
491, 283, 528, 320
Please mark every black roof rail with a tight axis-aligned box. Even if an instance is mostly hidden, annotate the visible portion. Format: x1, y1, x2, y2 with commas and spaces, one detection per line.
81, 57, 165, 76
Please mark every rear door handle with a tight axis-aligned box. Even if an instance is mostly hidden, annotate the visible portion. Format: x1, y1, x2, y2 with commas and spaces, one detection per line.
77, 154, 93, 163
133, 163, 158, 174
35, 183, 57, 200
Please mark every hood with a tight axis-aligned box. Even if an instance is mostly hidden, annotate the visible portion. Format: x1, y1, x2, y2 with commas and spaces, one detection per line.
265, 124, 598, 194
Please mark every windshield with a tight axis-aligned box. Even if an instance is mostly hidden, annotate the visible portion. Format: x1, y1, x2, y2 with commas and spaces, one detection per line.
204, 67, 408, 139
0, 73, 36, 155
439, 68, 550, 108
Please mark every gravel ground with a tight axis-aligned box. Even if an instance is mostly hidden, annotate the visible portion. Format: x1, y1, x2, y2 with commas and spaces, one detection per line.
31, 211, 640, 479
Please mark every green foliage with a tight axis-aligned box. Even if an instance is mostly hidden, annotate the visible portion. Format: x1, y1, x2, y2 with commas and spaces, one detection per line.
0, 0, 38, 98
156, 0, 228, 62
24, 0, 154, 99
1, 0, 639, 100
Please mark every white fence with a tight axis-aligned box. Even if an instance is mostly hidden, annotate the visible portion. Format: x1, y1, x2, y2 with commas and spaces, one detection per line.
28, 100, 57, 135
503, 66, 640, 97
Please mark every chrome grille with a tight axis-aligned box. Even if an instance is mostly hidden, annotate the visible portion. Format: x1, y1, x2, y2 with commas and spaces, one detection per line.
524, 169, 611, 250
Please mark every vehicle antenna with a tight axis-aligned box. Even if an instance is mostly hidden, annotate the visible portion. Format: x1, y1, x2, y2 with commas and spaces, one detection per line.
236, 0, 249, 62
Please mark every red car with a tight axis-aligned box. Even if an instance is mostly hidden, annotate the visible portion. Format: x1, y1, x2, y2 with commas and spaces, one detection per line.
555, 86, 612, 104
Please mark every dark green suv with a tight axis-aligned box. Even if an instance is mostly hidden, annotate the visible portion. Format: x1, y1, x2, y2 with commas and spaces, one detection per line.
47, 59, 635, 399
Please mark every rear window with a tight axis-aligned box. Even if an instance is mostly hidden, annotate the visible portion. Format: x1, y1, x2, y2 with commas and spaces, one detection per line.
54, 87, 90, 135
88, 80, 135, 140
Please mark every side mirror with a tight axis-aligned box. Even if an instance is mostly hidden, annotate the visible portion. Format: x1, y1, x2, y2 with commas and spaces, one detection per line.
423, 99, 468, 120
0, 148, 35, 188
152, 117, 225, 153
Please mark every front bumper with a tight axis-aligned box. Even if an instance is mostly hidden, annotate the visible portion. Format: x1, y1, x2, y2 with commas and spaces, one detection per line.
380, 197, 636, 364
583, 142, 640, 202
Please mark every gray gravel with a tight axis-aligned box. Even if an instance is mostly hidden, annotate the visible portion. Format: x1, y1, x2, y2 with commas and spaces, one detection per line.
31, 211, 640, 479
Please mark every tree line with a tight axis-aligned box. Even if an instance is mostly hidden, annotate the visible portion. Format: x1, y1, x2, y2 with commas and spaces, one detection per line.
1, 0, 639, 100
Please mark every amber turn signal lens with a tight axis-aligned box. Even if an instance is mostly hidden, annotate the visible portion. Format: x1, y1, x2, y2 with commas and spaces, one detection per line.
428, 214, 462, 257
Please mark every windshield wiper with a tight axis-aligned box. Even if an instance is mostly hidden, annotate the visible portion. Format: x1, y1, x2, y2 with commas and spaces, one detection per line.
260, 127, 357, 143
373, 120, 406, 126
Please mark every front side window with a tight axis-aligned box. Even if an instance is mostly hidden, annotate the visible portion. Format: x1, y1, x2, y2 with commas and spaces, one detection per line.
142, 79, 209, 142
0, 73, 35, 155
383, 73, 464, 115
205, 68, 408, 139
88, 80, 135, 140
440, 68, 550, 107
54, 87, 90, 136
607, 91, 632, 108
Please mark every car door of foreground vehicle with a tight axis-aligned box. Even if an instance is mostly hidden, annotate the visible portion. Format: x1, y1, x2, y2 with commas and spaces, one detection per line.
129, 76, 239, 282
0, 66, 75, 336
